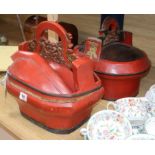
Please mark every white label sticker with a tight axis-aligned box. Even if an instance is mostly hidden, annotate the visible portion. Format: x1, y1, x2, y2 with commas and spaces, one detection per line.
19, 92, 27, 102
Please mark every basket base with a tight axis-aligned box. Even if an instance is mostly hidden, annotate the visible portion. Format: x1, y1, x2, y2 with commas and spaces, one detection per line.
21, 112, 89, 134
103, 92, 139, 101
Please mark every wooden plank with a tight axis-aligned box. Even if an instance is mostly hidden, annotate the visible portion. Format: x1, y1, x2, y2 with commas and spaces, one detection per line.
0, 46, 17, 72
47, 14, 58, 42
0, 126, 16, 139
0, 67, 154, 139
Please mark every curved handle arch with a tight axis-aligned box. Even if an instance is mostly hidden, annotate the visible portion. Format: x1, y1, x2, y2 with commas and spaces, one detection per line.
35, 21, 70, 65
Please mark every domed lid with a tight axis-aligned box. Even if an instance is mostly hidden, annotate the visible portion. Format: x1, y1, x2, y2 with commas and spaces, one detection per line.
100, 42, 144, 62
95, 42, 151, 75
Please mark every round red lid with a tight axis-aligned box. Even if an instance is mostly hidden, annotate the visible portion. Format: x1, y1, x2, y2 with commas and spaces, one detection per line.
95, 42, 151, 75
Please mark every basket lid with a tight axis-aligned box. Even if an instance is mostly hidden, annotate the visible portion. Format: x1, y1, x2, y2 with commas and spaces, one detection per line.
101, 42, 144, 62
95, 42, 151, 75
